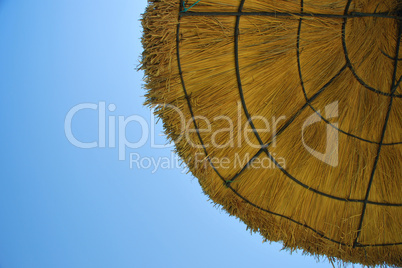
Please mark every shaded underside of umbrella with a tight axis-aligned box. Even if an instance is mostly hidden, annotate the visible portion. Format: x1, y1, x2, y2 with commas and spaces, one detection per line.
141, 0, 402, 266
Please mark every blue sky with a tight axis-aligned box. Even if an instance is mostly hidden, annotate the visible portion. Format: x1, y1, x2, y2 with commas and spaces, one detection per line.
0, 1, 361, 267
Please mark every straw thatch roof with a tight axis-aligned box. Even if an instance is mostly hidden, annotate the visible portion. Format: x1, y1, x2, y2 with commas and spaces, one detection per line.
141, 0, 402, 266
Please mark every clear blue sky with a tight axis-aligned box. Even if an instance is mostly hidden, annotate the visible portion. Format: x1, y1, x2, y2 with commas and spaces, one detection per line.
0, 1, 362, 267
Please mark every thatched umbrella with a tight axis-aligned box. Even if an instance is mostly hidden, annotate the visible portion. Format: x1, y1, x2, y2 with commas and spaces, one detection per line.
141, 0, 401, 266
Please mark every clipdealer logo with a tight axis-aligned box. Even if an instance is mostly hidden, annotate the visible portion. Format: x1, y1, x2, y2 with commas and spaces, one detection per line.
64, 101, 339, 171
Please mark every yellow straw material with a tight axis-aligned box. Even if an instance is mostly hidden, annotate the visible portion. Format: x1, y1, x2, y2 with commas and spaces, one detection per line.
141, 0, 402, 266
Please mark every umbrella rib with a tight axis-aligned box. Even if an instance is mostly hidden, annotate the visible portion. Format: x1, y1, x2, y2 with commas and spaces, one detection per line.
224, 149, 264, 187
175, 2, 225, 183
228, 0, 285, 188
228, 0, 272, 186
234, 0, 266, 148
352, 5, 402, 248
395, 73, 402, 89
305, 103, 402, 145
381, 49, 402, 61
